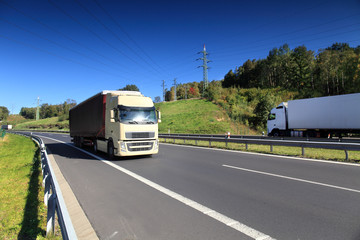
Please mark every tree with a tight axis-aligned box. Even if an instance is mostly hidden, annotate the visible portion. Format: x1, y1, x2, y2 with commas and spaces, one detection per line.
222, 70, 236, 88
251, 94, 275, 130
20, 107, 36, 119
0, 106, 9, 121
119, 84, 140, 91
165, 88, 174, 101
289, 46, 314, 97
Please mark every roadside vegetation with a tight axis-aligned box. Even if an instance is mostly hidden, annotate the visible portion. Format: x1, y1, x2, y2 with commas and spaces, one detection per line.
0, 134, 60, 239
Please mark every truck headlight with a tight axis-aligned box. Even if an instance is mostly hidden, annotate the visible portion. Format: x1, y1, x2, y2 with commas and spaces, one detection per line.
154, 140, 159, 150
120, 142, 127, 152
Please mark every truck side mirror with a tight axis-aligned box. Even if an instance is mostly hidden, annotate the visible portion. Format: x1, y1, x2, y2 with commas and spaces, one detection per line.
157, 111, 161, 123
110, 109, 115, 123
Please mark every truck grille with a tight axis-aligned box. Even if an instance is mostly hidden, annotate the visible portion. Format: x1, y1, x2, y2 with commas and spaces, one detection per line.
125, 132, 155, 139
127, 142, 153, 152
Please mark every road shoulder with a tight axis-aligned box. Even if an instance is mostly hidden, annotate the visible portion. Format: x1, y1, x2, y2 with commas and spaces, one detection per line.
47, 149, 99, 240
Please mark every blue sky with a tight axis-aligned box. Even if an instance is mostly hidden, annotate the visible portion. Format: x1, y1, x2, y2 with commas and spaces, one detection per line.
1, 0, 359, 114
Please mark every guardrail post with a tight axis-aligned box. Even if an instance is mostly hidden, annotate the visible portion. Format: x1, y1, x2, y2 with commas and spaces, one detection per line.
270, 145, 273, 152
345, 150, 349, 161
302, 146, 305, 156
246, 143, 248, 150
195, 139, 197, 145
46, 193, 56, 235
44, 175, 51, 206
173, 138, 175, 144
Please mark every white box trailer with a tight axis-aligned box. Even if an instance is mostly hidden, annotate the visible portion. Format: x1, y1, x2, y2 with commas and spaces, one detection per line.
267, 93, 360, 137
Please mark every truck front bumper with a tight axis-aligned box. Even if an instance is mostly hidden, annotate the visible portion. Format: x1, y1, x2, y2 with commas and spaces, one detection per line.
115, 139, 159, 156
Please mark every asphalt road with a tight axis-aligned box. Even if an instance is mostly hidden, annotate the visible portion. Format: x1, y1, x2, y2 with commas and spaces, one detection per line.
33, 132, 360, 240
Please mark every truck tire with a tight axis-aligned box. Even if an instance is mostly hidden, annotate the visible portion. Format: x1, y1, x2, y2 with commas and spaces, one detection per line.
79, 137, 84, 148
107, 141, 114, 160
93, 140, 98, 153
272, 129, 280, 137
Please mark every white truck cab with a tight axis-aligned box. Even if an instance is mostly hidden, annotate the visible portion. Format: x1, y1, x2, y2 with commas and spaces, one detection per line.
267, 102, 287, 136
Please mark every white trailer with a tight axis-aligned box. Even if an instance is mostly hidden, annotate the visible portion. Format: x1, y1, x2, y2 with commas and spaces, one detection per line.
267, 93, 360, 137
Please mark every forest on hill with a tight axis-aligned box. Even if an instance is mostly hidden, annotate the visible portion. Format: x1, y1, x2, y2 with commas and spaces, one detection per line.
162, 42, 360, 131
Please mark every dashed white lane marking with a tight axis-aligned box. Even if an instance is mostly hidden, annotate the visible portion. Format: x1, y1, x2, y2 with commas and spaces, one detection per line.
223, 164, 360, 194
39, 135, 275, 240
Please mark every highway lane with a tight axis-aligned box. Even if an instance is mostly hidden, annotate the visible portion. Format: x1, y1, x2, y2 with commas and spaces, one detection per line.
33, 132, 360, 240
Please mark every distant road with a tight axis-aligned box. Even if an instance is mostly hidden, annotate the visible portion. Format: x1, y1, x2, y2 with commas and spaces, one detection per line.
31, 132, 360, 240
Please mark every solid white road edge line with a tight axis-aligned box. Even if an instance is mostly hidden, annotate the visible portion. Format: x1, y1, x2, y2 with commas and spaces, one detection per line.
223, 164, 360, 194
39, 135, 275, 240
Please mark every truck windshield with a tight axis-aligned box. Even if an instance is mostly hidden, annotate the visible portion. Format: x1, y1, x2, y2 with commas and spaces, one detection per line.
119, 106, 157, 124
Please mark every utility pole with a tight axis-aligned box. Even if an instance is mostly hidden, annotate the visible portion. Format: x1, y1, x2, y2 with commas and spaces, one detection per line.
36, 96, 40, 121
173, 78, 177, 101
161, 80, 166, 102
197, 44, 211, 96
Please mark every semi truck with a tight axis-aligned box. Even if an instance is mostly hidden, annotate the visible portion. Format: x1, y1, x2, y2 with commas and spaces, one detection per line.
70, 90, 160, 158
267, 93, 360, 137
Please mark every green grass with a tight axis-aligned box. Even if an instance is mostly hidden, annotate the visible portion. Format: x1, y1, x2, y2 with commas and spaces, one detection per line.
0, 134, 61, 239
160, 138, 360, 163
156, 99, 257, 135
14, 117, 69, 131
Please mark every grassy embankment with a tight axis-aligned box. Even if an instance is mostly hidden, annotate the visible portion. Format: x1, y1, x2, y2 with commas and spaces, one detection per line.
155, 99, 256, 135
0, 133, 61, 239
13, 117, 69, 131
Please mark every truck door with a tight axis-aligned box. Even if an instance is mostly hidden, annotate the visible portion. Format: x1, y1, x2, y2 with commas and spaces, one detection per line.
275, 105, 286, 130
267, 104, 287, 135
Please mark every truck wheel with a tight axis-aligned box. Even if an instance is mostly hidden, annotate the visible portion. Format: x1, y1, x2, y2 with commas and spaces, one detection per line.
272, 130, 280, 137
75, 136, 80, 147
93, 140, 98, 153
107, 141, 114, 160
79, 137, 84, 148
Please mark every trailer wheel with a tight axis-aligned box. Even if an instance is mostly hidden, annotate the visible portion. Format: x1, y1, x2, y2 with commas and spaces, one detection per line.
107, 141, 114, 160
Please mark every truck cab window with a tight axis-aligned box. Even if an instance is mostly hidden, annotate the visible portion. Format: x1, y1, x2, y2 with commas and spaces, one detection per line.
268, 113, 276, 120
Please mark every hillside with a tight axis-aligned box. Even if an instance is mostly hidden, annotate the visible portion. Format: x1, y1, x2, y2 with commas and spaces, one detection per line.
11, 99, 258, 135
13, 117, 69, 131
155, 99, 257, 135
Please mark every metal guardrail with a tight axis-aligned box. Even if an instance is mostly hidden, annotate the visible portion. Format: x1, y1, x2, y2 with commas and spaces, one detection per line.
159, 134, 360, 161
15, 132, 77, 240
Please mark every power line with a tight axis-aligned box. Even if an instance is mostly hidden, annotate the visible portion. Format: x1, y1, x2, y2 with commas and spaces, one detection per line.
213, 13, 360, 55
0, 16, 118, 70
0, 0, 125, 68
92, 0, 168, 75
213, 27, 360, 61
0, 33, 131, 80
73, 0, 165, 77
47, 0, 154, 75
